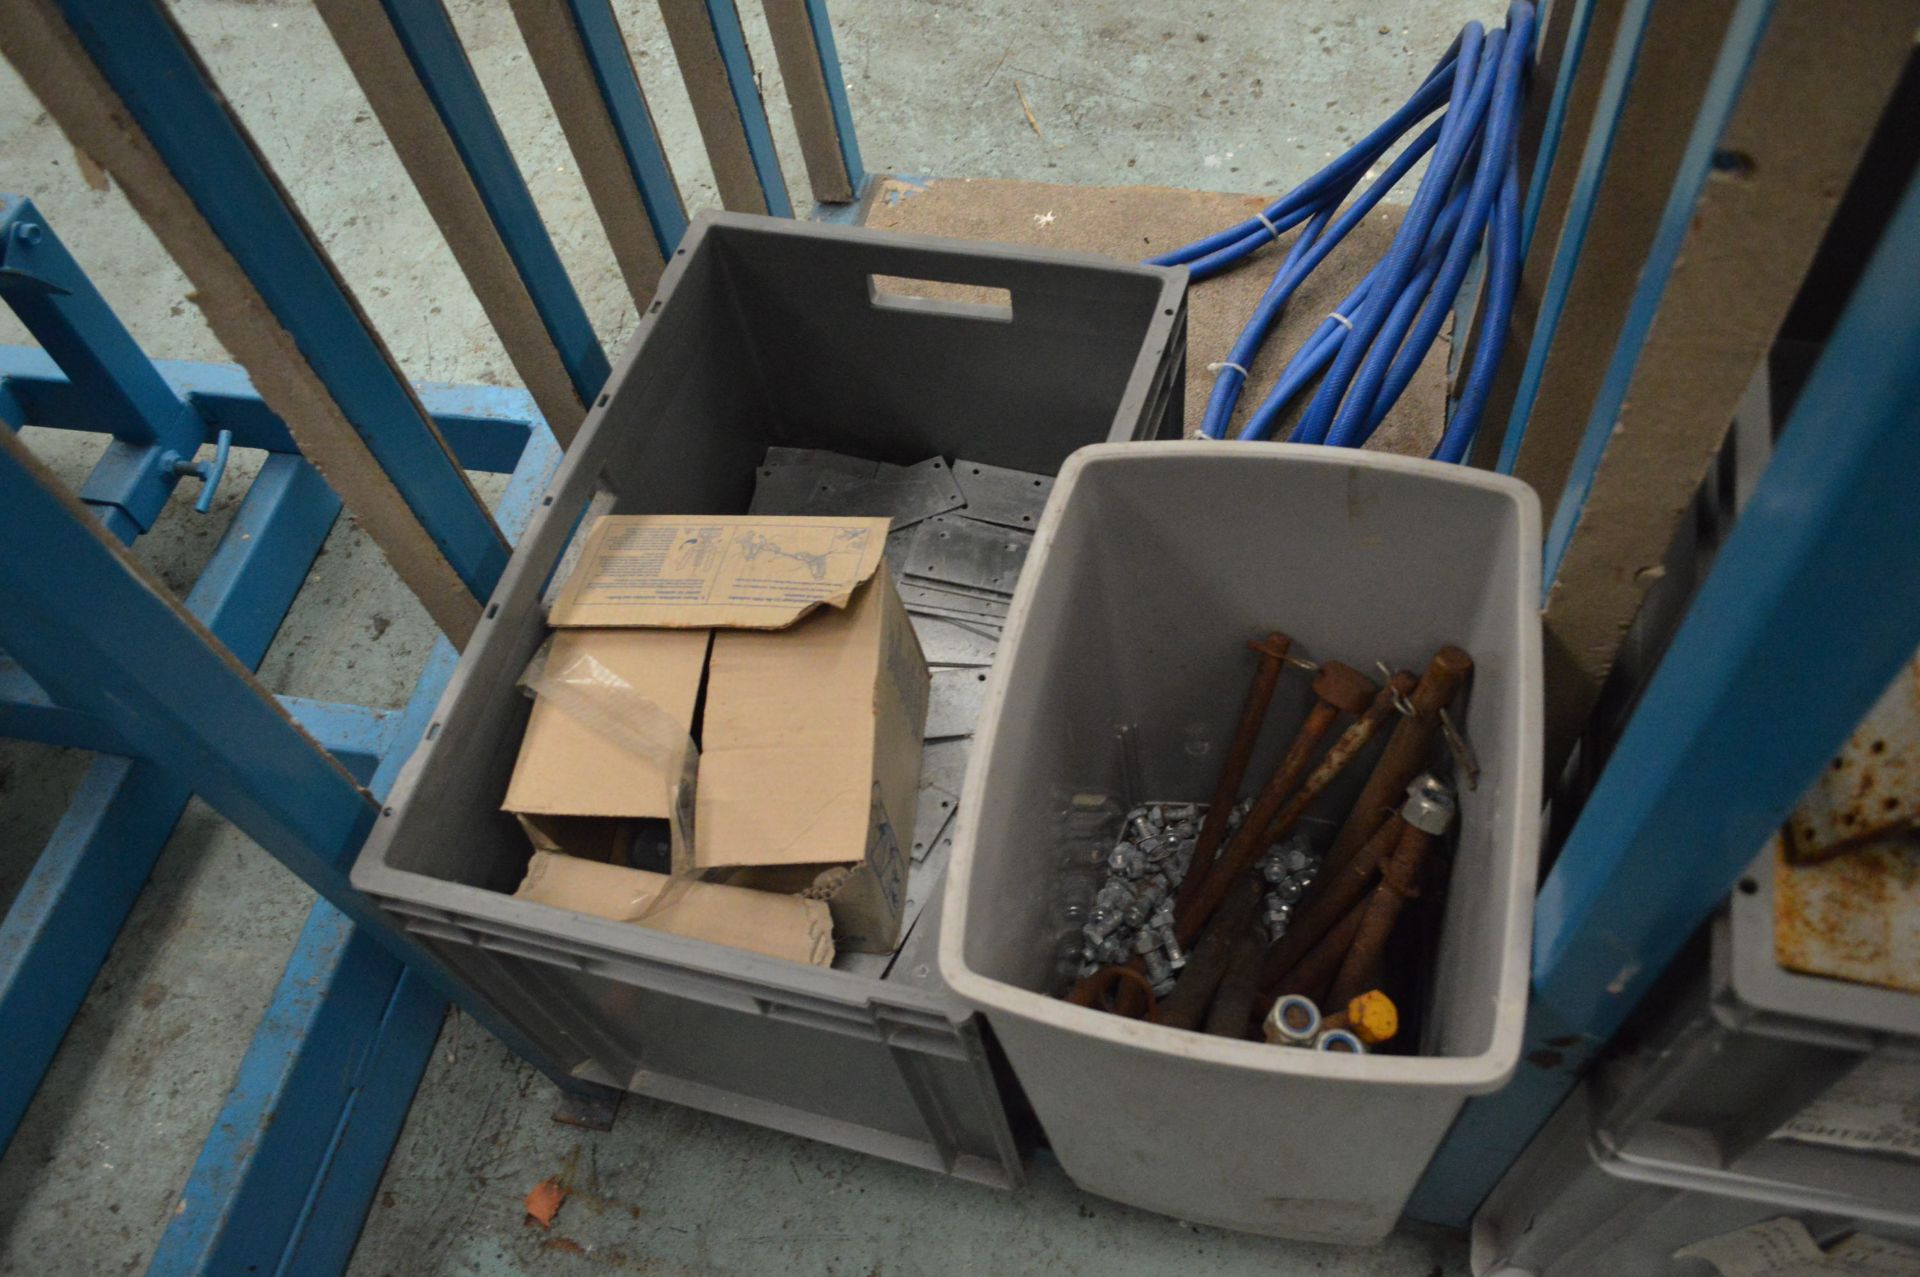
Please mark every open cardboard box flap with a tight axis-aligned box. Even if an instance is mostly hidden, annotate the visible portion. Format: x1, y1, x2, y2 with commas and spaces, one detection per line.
505, 514, 928, 954
547, 515, 891, 629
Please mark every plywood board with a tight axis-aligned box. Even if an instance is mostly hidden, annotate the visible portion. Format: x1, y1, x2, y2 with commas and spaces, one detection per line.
319, 0, 586, 442
1540, 0, 1918, 767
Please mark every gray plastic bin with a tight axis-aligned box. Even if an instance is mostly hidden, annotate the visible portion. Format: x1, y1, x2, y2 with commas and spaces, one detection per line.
1582, 875, 1920, 1231
941, 443, 1542, 1238
352, 212, 1186, 1186
1471, 1079, 1920, 1277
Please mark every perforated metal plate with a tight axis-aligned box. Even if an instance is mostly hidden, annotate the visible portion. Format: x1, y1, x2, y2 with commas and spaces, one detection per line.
764, 447, 878, 477
805, 456, 965, 528
899, 582, 1009, 621
926, 667, 992, 739
750, 464, 854, 513
953, 458, 1054, 530
906, 515, 1031, 594
909, 614, 999, 666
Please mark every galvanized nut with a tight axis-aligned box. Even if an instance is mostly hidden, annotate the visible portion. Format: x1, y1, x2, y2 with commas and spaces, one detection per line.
1264, 993, 1322, 1045
1401, 773, 1457, 835
1313, 1028, 1367, 1054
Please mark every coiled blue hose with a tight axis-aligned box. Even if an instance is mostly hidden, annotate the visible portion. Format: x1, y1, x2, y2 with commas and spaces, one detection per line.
1159, 3, 1536, 459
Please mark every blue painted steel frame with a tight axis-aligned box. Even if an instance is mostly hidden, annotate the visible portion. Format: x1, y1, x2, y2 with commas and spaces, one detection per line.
0, 195, 201, 540
0, 345, 534, 475
690, 0, 794, 217
49, 0, 508, 598
1493, 0, 1658, 473
797, 0, 865, 197
0, 196, 583, 1270
566, 0, 692, 256
377, 0, 610, 406
1540, 0, 1777, 579
1414, 168, 1920, 1226
148, 430, 560, 1276
1519, 0, 1595, 252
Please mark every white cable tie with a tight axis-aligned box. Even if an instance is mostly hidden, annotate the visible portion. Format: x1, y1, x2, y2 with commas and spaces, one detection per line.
1254, 211, 1282, 242
1328, 312, 1354, 331
1206, 361, 1251, 379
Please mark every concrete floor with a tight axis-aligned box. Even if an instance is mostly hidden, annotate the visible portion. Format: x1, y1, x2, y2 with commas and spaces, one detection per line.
0, 0, 1498, 1272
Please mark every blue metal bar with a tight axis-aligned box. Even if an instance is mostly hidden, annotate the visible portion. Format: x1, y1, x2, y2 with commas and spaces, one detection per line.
49, 0, 507, 597
1520, 0, 1595, 252
149, 425, 562, 1277
566, 0, 691, 255
0, 197, 196, 451
0, 425, 593, 1093
0, 346, 534, 475
0, 195, 203, 538
678, 0, 793, 217
797, 0, 864, 198
376, 0, 610, 405
2, 678, 396, 774
0, 453, 339, 1152
145, 903, 435, 1277
1493, 0, 1657, 473
1540, 0, 1778, 581
1414, 166, 1920, 1228
281, 697, 399, 784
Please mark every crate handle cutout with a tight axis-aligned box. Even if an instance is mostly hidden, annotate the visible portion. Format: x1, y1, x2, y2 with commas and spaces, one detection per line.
868, 274, 1014, 323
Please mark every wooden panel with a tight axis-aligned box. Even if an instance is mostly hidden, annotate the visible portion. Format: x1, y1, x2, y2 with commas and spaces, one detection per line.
763, 0, 856, 203
1541, 0, 1920, 766
508, 0, 679, 304
319, 0, 587, 442
0, 0, 483, 644
1502, 0, 1739, 505
657, 0, 786, 215
1465, 0, 1629, 468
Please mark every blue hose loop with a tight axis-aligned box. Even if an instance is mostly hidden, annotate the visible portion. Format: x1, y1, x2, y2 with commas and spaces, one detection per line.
1304, 25, 1503, 447
1145, 47, 1461, 274
1351, 8, 1536, 442
1198, 119, 1445, 438
1434, 159, 1523, 462
1150, 3, 1536, 457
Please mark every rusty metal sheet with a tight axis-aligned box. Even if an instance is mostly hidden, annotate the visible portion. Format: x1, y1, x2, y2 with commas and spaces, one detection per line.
1784, 655, 1919, 864
1774, 834, 1920, 995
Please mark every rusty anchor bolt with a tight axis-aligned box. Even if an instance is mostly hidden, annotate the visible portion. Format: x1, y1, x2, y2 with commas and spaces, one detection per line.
1177, 661, 1379, 942
1175, 632, 1298, 919
1325, 775, 1457, 1009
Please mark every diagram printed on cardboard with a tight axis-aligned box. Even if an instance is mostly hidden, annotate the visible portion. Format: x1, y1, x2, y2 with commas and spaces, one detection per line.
548, 515, 889, 628
736, 525, 871, 583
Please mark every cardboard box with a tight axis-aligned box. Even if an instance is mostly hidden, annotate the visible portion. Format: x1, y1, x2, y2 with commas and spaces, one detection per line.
514, 851, 834, 966
509, 514, 930, 952
502, 626, 707, 867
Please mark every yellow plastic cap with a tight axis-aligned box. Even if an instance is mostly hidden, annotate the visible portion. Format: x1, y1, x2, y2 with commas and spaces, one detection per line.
1345, 990, 1399, 1045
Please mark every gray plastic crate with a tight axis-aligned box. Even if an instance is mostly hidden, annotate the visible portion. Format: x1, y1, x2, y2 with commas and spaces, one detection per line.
1583, 865, 1920, 1229
353, 211, 1187, 1186
1472, 1079, 1920, 1277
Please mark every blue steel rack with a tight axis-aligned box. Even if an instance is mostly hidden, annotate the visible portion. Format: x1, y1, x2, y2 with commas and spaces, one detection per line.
5, 0, 1914, 1265
0, 0, 868, 1272
0, 195, 581, 1269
